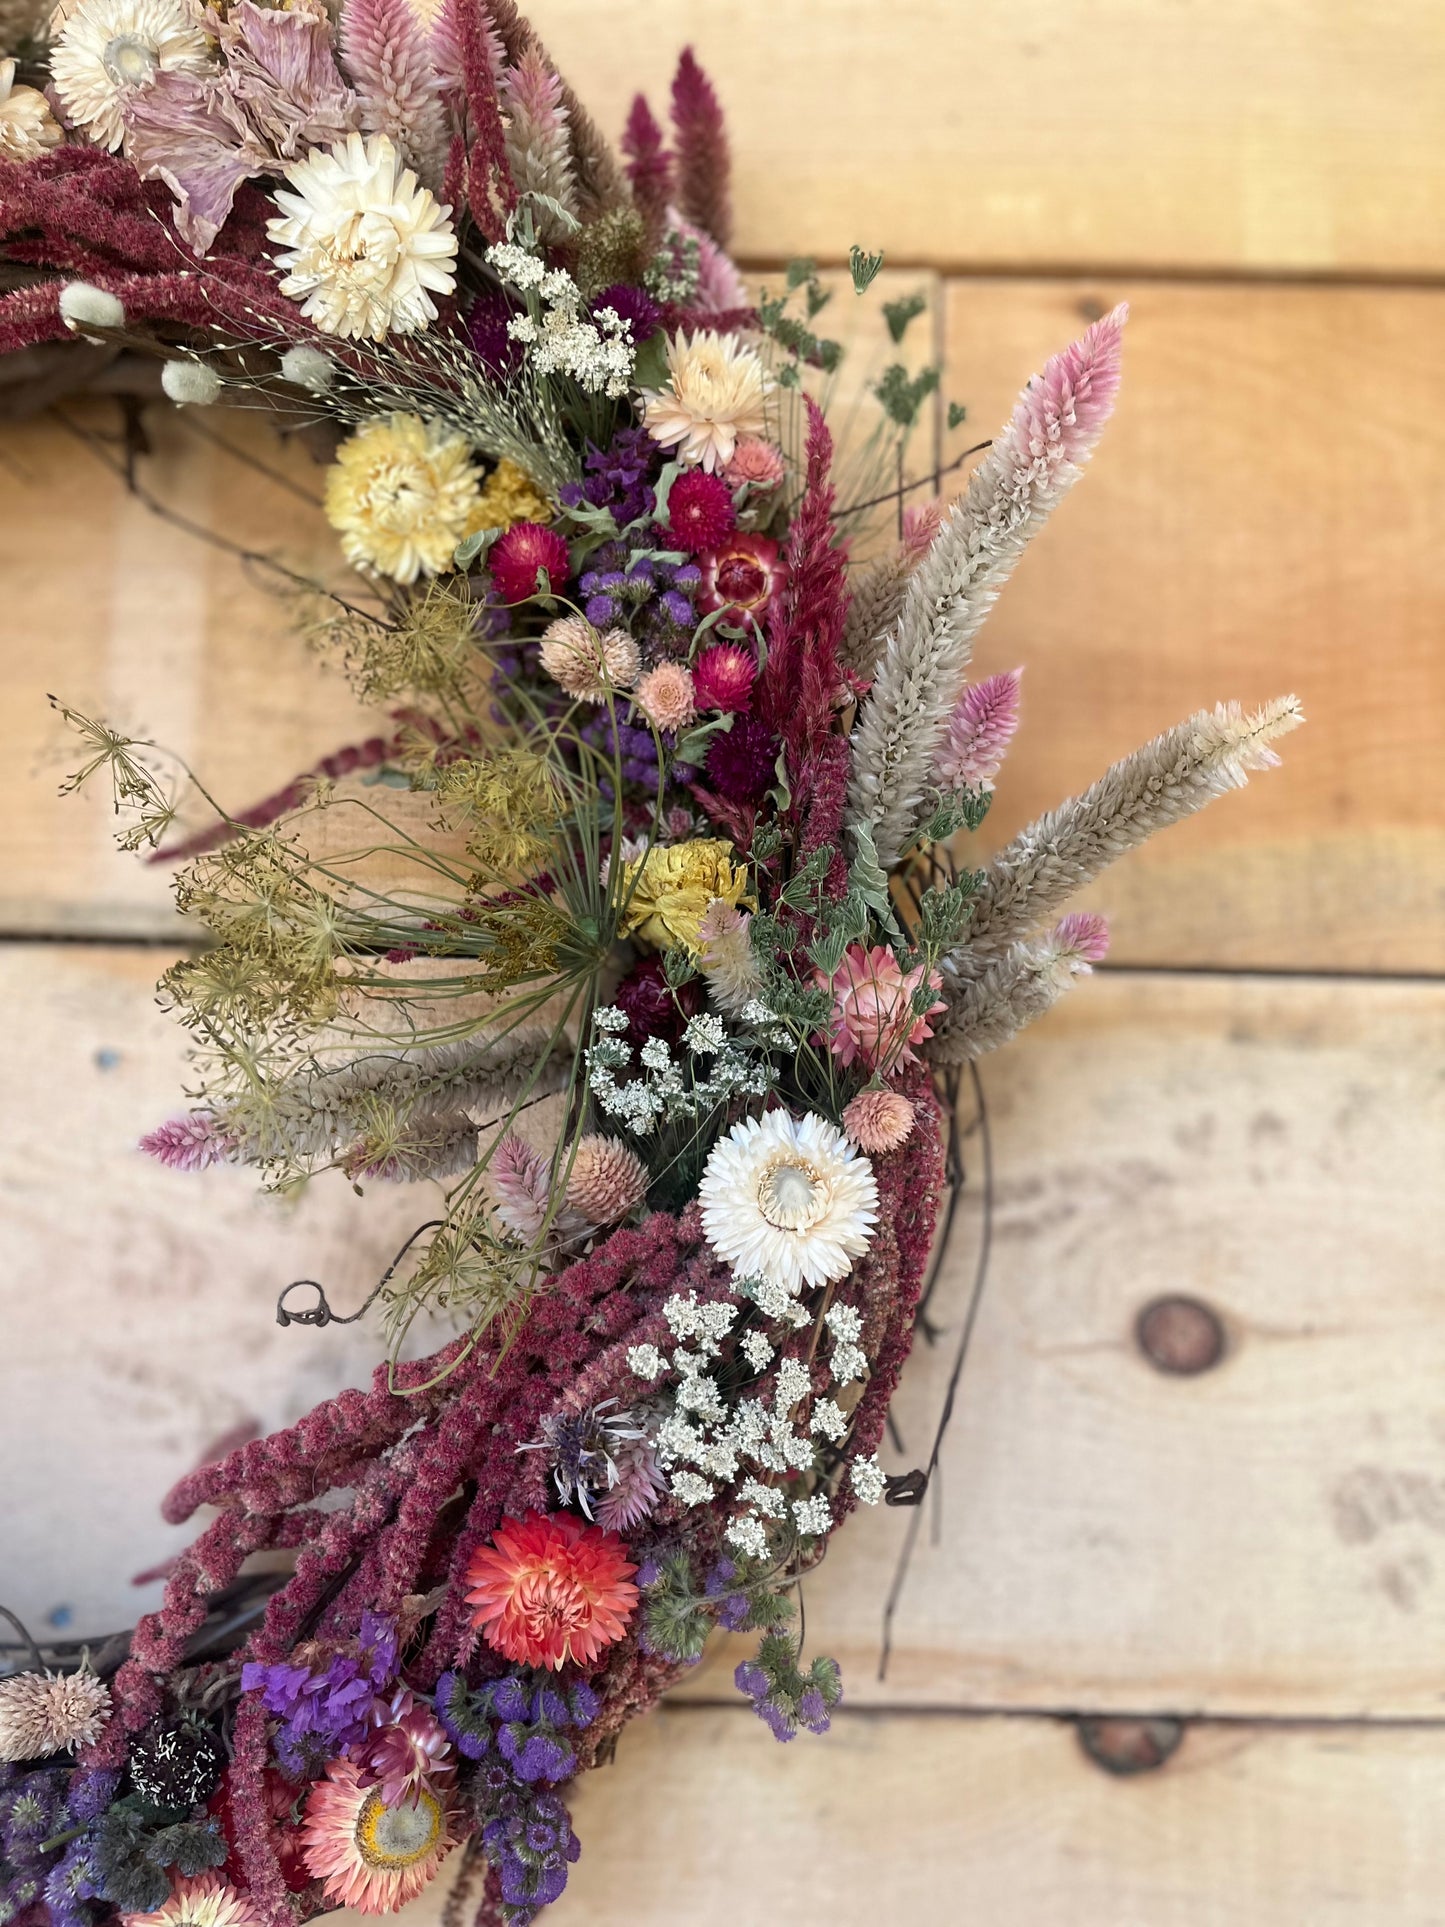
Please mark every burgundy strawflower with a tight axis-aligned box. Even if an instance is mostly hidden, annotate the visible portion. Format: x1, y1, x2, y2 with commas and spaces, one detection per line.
704, 713, 779, 802
667, 469, 736, 554
614, 954, 702, 1050
593, 282, 662, 347
488, 522, 570, 604
697, 531, 784, 627
692, 641, 756, 713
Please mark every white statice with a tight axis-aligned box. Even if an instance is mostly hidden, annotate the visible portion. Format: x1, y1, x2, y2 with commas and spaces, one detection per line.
825, 1301, 869, 1385
593, 1005, 629, 1033
49, 0, 210, 151
268, 133, 457, 341
811, 1398, 848, 1442
739, 1330, 774, 1372
792, 1493, 832, 1537
0, 58, 62, 161
745, 1273, 811, 1329
626, 1342, 666, 1382
773, 1357, 811, 1409
850, 1454, 887, 1505
700, 1110, 879, 1294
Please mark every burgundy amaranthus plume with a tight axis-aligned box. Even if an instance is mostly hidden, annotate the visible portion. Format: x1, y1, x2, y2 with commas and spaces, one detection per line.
669, 47, 730, 249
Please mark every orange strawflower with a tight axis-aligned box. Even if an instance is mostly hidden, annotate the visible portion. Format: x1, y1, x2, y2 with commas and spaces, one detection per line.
464, 1511, 639, 1670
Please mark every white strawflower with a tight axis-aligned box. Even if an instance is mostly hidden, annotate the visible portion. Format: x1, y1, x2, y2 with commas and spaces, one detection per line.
49, 0, 210, 151
279, 344, 334, 393
161, 359, 221, 406
268, 132, 457, 342
58, 280, 125, 333
0, 1669, 111, 1760
699, 1109, 878, 1294
0, 58, 61, 161
640, 329, 773, 473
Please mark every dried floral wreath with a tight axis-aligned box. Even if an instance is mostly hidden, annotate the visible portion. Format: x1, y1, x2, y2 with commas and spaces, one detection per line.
0, 5, 1302, 1924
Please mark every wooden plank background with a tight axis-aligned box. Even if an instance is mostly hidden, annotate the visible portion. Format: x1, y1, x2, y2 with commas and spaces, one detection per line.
4, 4, 1445, 1919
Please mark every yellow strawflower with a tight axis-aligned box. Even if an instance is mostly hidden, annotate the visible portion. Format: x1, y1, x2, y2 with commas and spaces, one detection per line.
469, 458, 552, 534
325, 414, 481, 584
618, 839, 753, 952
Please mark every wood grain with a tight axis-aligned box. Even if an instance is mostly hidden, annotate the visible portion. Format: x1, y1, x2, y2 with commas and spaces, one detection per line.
939, 278, 1445, 971
524, 0, 1445, 277
9, 947, 1443, 1722
333, 1707, 1445, 1927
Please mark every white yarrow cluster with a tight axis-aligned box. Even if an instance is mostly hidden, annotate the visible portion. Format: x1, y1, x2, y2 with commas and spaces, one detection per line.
489, 246, 635, 398
585, 1012, 774, 1137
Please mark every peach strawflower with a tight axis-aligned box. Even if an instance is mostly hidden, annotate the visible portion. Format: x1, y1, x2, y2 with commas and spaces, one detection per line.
640, 329, 773, 473
120, 1873, 264, 1927
566, 1134, 649, 1224
464, 1511, 638, 1670
539, 615, 640, 701
632, 661, 696, 733
842, 1088, 915, 1155
722, 436, 785, 491
817, 944, 945, 1073
300, 1757, 456, 1916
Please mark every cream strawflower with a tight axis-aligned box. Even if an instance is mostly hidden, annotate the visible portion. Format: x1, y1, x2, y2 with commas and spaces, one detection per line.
640, 329, 773, 473
325, 414, 481, 584
49, 0, 210, 151
268, 132, 457, 341
0, 58, 61, 160
699, 1109, 878, 1293
120, 1873, 264, 1927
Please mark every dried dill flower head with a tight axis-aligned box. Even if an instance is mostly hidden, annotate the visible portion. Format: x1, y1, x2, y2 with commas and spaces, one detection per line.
431, 746, 561, 874
572, 205, 649, 296
297, 580, 483, 703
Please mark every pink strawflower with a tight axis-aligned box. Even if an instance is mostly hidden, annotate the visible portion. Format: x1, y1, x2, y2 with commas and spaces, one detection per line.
722, 436, 785, 491
488, 521, 569, 604
1045, 911, 1110, 973
566, 1134, 650, 1225
140, 1111, 237, 1171
464, 1512, 639, 1670
360, 1690, 455, 1809
697, 531, 783, 626
633, 661, 696, 732
842, 1088, 915, 1155
667, 469, 736, 553
692, 641, 756, 713
935, 668, 1022, 791
817, 944, 945, 1072
594, 1437, 667, 1534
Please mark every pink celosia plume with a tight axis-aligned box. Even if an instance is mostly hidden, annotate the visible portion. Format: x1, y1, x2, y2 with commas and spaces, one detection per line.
900, 499, 945, 561
935, 668, 1022, 791
140, 1112, 238, 1172
1046, 910, 1110, 971
339, 0, 448, 188
488, 1131, 552, 1242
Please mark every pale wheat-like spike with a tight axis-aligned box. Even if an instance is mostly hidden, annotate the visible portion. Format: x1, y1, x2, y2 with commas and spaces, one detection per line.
339, 0, 451, 190
941, 696, 1304, 981
848, 305, 1128, 864
931, 912, 1108, 1064
839, 506, 945, 680
342, 1109, 480, 1182
220, 1032, 566, 1166
501, 46, 579, 236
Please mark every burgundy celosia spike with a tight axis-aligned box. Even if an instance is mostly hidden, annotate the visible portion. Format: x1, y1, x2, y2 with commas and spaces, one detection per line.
669, 46, 731, 248
760, 398, 848, 761
622, 92, 671, 242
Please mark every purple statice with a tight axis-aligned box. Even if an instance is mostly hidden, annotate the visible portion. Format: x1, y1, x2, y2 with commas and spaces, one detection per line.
64, 1770, 118, 1825
705, 1559, 753, 1633
581, 707, 662, 794
558, 425, 659, 530
240, 1613, 398, 1777
734, 1645, 842, 1744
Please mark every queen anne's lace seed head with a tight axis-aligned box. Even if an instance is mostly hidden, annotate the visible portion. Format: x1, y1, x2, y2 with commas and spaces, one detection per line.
850, 1454, 888, 1505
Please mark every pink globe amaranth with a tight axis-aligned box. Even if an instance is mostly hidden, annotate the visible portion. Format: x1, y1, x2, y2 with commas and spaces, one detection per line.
816, 943, 946, 1072
692, 641, 757, 713
488, 521, 570, 604
696, 531, 784, 626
